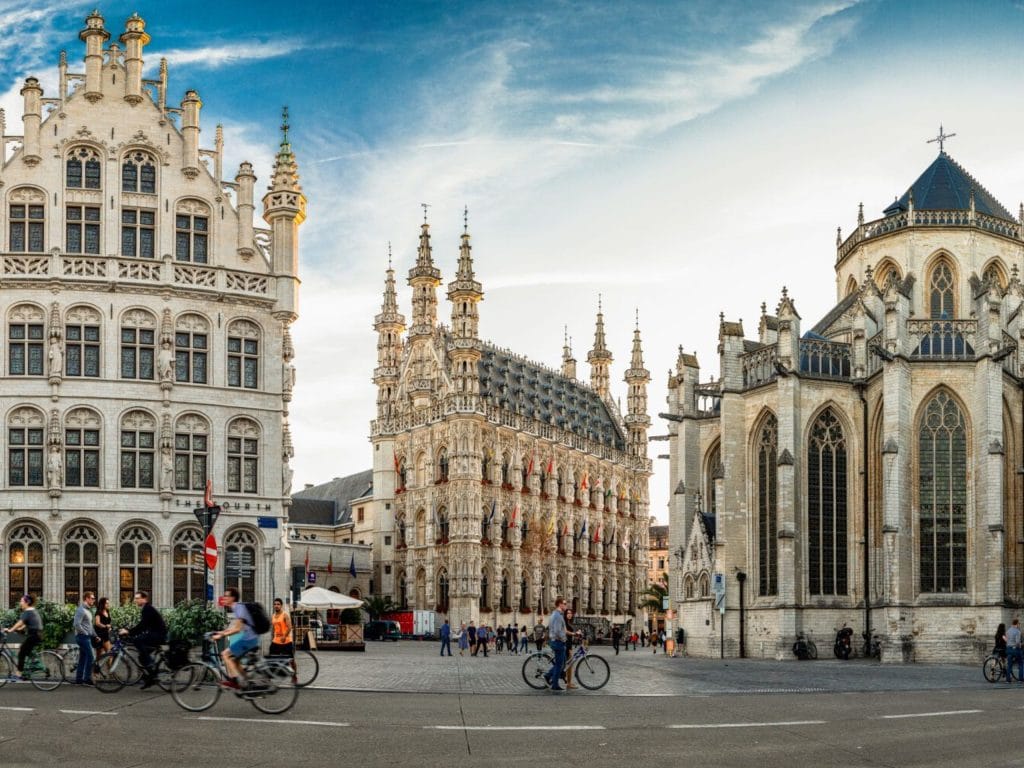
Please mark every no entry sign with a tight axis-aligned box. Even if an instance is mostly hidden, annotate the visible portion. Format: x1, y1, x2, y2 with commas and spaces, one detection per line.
205, 533, 218, 570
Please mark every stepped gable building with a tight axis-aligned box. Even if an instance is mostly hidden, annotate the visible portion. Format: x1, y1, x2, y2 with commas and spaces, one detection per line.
0, 12, 304, 608
666, 145, 1024, 662
369, 215, 652, 629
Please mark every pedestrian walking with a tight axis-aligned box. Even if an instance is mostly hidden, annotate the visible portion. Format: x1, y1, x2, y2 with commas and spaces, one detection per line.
439, 618, 452, 657
640, 630, 646, 648
496, 624, 505, 654
1006, 619, 1023, 683
509, 624, 518, 654
94, 597, 112, 655
543, 598, 568, 692
475, 625, 489, 657
73, 591, 97, 685
611, 625, 620, 656
468, 622, 478, 655
520, 624, 530, 654
457, 623, 469, 655
534, 621, 545, 651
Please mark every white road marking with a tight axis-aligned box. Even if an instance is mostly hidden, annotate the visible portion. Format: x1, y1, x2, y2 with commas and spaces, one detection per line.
59, 709, 117, 716
189, 716, 349, 727
427, 725, 606, 731
668, 720, 827, 729
0, 706, 33, 712
878, 710, 983, 720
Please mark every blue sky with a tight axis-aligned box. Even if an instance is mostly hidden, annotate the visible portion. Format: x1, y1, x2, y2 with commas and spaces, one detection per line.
3, 1, 1024, 521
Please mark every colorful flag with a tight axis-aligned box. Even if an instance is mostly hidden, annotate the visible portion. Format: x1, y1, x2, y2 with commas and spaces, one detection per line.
510, 504, 518, 524
304, 547, 309, 573
204, 479, 214, 508
546, 456, 554, 475
605, 487, 613, 499
580, 472, 588, 491
349, 553, 357, 578
393, 451, 400, 472
488, 499, 496, 522
562, 521, 569, 536
327, 553, 334, 575
578, 520, 587, 541
526, 454, 534, 476
546, 515, 555, 536
593, 523, 601, 543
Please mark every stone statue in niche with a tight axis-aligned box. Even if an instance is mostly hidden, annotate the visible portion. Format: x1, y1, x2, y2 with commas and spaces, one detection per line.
158, 342, 174, 383
48, 338, 63, 378
160, 443, 174, 491
47, 447, 62, 487
282, 463, 294, 497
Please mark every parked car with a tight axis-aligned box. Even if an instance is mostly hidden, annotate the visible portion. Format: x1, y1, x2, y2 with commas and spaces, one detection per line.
364, 620, 401, 641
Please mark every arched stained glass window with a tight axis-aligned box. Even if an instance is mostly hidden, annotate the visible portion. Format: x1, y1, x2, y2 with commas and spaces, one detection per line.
64, 525, 100, 605
808, 409, 848, 595
757, 414, 778, 597
929, 261, 955, 319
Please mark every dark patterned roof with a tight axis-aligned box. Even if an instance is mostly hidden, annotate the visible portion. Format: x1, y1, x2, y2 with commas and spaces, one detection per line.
477, 345, 625, 450
883, 152, 1014, 221
700, 513, 716, 541
648, 525, 669, 548
292, 469, 373, 526
809, 291, 860, 337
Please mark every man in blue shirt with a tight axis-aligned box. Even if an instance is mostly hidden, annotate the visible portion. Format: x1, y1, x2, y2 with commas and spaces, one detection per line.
439, 618, 452, 656
212, 588, 260, 689
544, 597, 567, 692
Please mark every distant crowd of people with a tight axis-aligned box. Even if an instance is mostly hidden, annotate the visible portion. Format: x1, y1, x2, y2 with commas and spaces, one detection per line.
437, 617, 669, 658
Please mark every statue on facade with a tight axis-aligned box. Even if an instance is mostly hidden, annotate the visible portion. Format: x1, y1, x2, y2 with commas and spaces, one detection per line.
47, 446, 62, 487
158, 341, 174, 383
160, 442, 174, 491
48, 337, 63, 378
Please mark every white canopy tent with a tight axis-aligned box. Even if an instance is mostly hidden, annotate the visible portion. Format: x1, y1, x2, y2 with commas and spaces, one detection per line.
296, 586, 363, 609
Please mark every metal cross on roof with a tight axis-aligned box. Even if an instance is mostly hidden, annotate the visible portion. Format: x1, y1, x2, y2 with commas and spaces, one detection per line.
927, 124, 956, 153
420, 202, 430, 223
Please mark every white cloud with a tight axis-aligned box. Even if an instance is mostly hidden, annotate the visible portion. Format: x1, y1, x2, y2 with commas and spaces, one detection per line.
147, 39, 304, 70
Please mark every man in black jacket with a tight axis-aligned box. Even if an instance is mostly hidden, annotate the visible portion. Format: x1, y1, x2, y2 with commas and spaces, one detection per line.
120, 591, 167, 689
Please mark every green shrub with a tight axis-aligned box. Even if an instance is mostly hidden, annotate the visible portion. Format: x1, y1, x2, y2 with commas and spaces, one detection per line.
163, 600, 225, 643
339, 608, 362, 625
36, 601, 75, 649
110, 602, 141, 632
0, 608, 18, 631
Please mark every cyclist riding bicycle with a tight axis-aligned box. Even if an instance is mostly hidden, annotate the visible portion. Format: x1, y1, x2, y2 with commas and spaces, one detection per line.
120, 590, 167, 689
1, 594, 43, 680
212, 588, 259, 690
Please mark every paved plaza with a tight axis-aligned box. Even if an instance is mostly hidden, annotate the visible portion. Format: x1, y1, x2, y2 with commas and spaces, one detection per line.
308, 639, 988, 695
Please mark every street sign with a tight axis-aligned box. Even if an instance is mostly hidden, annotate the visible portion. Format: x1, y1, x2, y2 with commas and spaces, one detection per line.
715, 591, 725, 614
193, 505, 222, 531
191, 552, 204, 573
713, 572, 725, 595
307, 570, 317, 584
204, 534, 218, 570
207, 584, 215, 601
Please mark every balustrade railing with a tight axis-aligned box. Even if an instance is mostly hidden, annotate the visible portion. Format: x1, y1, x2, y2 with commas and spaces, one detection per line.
799, 337, 851, 380
741, 345, 776, 389
1002, 331, 1018, 377
866, 331, 884, 377
908, 319, 976, 360
694, 382, 720, 416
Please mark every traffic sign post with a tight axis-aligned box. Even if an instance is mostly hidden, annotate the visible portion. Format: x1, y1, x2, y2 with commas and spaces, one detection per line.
193, 501, 222, 607
713, 572, 726, 659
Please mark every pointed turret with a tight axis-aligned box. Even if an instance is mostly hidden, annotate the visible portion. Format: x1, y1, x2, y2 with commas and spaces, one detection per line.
261, 107, 307, 321
447, 208, 483, 397
79, 10, 110, 102
561, 327, 577, 379
587, 295, 613, 397
408, 208, 442, 340
375, 246, 407, 419
624, 312, 650, 457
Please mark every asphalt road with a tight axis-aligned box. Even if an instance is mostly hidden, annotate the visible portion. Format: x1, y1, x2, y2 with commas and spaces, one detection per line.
1, 682, 1023, 767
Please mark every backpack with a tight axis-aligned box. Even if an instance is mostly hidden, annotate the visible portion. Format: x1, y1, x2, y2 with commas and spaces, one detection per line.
243, 602, 271, 635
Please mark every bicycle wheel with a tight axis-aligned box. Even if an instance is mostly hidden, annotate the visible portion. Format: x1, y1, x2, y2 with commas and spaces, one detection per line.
247, 661, 298, 715
806, 640, 818, 660
983, 656, 1004, 683
61, 646, 80, 682
522, 652, 553, 690
292, 649, 318, 687
28, 651, 64, 691
93, 651, 134, 693
574, 653, 610, 690
170, 663, 221, 712
0, 652, 13, 688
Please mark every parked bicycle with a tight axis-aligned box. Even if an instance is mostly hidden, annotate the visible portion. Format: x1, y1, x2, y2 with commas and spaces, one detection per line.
93, 633, 186, 693
984, 649, 1018, 683
170, 633, 298, 714
522, 641, 610, 691
792, 633, 818, 660
0, 631, 63, 691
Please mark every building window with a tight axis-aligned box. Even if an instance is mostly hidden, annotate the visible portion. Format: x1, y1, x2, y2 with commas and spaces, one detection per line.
120, 410, 156, 489
66, 205, 101, 254
357, 507, 365, 523
8, 305, 45, 376
479, 571, 489, 610
65, 408, 101, 488
8, 524, 45, 608
8, 407, 44, 486
438, 509, 449, 540
415, 510, 426, 547
120, 310, 156, 380
65, 307, 102, 377
121, 150, 156, 194
118, 526, 154, 606
384, 564, 391, 574
757, 413, 779, 597
437, 571, 449, 613
64, 525, 100, 605
227, 320, 259, 388
224, 530, 257, 601
227, 418, 259, 494
919, 391, 968, 593
175, 314, 209, 384
175, 212, 209, 263
121, 209, 156, 258
657, 557, 665, 570
66, 146, 101, 189
807, 408, 848, 596
173, 527, 205, 604
174, 414, 209, 491
9, 203, 44, 253
384, 535, 391, 546
929, 260, 955, 319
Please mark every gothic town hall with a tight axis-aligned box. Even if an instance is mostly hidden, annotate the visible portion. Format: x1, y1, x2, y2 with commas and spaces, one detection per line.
667, 146, 1024, 662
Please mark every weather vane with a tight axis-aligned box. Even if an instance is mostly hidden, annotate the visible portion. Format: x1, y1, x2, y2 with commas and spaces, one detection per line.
927, 124, 955, 153
420, 202, 431, 223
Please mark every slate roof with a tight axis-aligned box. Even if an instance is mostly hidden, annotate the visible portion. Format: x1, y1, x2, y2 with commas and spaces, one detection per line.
882, 152, 1014, 221
477, 345, 625, 450
701, 513, 716, 541
291, 469, 373, 526
648, 525, 669, 547
808, 291, 860, 337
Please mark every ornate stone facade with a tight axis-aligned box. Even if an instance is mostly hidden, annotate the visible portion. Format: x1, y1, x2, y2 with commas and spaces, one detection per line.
667, 149, 1024, 662
370, 218, 652, 629
0, 12, 304, 608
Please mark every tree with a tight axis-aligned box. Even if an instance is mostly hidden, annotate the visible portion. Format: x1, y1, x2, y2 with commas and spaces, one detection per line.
638, 577, 669, 614
362, 595, 397, 620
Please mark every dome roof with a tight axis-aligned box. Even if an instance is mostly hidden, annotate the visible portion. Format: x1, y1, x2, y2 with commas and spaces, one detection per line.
882, 152, 1014, 221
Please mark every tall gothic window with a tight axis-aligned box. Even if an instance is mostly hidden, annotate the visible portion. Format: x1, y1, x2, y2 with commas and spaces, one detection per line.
500, 571, 510, 611
173, 527, 204, 604
919, 391, 968, 593
705, 442, 721, 516
120, 309, 156, 380
8, 304, 46, 376
174, 414, 208, 491
224, 529, 257, 601
757, 413, 778, 596
66, 146, 101, 189
8, 406, 45, 487
64, 407, 101, 488
227, 418, 259, 494
437, 570, 449, 613
175, 201, 209, 263
120, 410, 156, 489
479, 570, 489, 610
121, 150, 157, 194
119, 526, 154, 605
9, 199, 45, 253
398, 571, 408, 609
807, 408, 848, 595
175, 314, 209, 384
8, 524, 44, 608
929, 260, 955, 319
64, 525, 100, 605
227, 319, 260, 389
65, 305, 102, 378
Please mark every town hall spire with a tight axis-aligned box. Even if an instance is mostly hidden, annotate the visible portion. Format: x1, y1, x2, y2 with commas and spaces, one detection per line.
624, 310, 650, 457
448, 207, 483, 398
407, 207, 441, 339
587, 295, 613, 397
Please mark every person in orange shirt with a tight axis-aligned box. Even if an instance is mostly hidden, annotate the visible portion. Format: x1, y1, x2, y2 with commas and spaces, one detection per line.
268, 598, 296, 681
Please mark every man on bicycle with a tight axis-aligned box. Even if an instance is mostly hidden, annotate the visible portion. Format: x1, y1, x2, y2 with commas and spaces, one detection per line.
2, 594, 43, 680
121, 590, 166, 689
212, 588, 259, 689
544, 597, 568, 692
